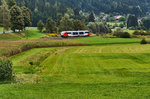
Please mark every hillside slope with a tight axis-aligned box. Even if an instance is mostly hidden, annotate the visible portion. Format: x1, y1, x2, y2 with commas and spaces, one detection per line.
15, 0, 150, 25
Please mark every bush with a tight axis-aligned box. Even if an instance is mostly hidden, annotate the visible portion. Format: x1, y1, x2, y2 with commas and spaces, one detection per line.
141, 38, 147, 44
133, 30, 146, 35
120, 32, 131, 38
0, 58, 13, 81
113, 28, 130, 38
119, 23, 124, 28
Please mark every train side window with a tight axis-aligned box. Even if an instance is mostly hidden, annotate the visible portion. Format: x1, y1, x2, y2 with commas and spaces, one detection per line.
73, 32, 78, 35
79, 32, 84, 34
85, 32, 89, 33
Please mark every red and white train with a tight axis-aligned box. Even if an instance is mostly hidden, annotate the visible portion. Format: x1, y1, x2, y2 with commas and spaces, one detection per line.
61, 30, 90, 37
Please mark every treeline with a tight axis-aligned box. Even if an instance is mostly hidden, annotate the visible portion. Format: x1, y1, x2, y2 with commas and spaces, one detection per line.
12, 0, 150, 26
37, 14, 88, 33
0, 0, 32, 33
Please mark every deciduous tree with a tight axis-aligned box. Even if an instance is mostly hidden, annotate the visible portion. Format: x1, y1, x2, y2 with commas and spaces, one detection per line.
46, 17, 56, 33
10, 5, 24, 32
0, 0, 10, 33
59, 14, 74, 31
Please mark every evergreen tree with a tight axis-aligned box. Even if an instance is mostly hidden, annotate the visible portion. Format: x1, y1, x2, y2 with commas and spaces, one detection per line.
6, 0, 16, 9
0, 0, 11, 33
88, 12, 95, 22
21, 6, 32, 29
56, 13, 62, 27
10, 5, 24, 32
142, 17, 150, 30
37, 20, 44, 32
127, 15, 138, 28
46, 17, 56, 33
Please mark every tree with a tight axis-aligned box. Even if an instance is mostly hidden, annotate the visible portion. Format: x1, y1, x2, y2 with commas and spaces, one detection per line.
56, 13, 62, 27
88, 22, 111, 34
127, 15, 138, 28
0, 0, 10, 33
21, 6, 32, 29
88, 12, 95, 22
87, 22, 97, 33
132, 6, 142, 17
46, 17, 56, 33
37, 20, 44, 32
142, 17, 150, 30
97, 23, 111, 34
73, 20, 88, 30
6, 0, 16, 9
66, 8, 74, 17
59, 14, 74, 31
10, 5, 24, 32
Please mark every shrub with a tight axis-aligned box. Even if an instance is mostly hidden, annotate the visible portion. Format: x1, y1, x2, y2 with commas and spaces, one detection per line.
119, 23, 124, 28
114, 31, 131, 38
120, 32, 131, 38
29, 61, 34, 65
141, 38, 147, 44
113, 28, 130, 38
0, 58, 13, 81
133, 30, 146, 35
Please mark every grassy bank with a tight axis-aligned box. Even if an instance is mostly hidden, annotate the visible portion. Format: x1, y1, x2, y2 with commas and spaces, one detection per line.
0, 36, 144, 57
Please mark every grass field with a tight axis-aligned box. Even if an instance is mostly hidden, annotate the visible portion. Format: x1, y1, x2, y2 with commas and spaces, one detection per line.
0, 36, 150, 98
75, 36, 142, 45
0, 29, 46, 40
123, 29, 135, 34
0, 27, 3, 32
107, 22, 123, 26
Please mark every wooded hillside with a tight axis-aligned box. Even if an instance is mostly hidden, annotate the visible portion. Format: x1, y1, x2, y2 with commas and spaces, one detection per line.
13, 0, 150, 25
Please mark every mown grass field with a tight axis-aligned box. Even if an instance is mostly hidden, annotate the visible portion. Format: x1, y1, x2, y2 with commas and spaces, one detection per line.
0, 27, 3, 32
0, 36, 150, 98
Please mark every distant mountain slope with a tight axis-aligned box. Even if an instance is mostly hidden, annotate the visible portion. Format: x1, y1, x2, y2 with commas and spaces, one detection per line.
15, 0, 150, 25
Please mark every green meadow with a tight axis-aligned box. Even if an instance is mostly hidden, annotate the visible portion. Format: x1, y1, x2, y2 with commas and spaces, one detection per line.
0, 36, 150, 98
0, 27, 3, 32
0, 28, 46, 40
107, 22, 123, 25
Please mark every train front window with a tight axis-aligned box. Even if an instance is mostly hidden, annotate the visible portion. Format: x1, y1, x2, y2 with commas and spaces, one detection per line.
67, 32, 71, 34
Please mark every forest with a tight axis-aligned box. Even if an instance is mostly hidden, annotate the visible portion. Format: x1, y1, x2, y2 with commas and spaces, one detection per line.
10, 0, 150, 26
